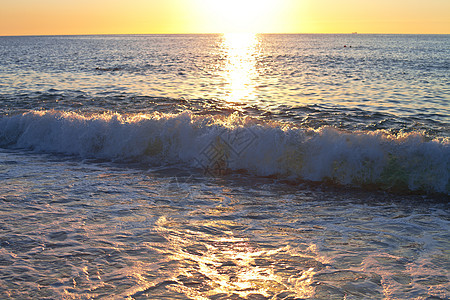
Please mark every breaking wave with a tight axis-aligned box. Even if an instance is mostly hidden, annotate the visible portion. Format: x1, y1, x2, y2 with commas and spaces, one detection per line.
1, 110, 448, 195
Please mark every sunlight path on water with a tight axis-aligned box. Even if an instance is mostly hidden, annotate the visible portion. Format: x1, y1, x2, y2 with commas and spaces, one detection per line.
222, 33, 260, 104
149, 215, 320, 299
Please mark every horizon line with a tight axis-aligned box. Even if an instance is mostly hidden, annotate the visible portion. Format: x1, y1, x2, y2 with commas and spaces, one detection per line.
1, 32, 449, 37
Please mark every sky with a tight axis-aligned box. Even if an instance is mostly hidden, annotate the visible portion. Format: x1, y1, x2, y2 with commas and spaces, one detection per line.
1, 0, 449, 36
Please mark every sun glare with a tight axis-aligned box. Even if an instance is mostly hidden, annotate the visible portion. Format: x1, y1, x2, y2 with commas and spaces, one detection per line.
222, 33, 259, 103
197, 0, 277, 33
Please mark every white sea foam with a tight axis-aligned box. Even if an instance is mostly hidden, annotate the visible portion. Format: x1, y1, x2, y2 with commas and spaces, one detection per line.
0, 110, 448, 194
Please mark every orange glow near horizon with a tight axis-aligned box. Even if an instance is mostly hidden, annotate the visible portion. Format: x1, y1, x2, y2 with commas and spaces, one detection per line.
0, 0, 449, 35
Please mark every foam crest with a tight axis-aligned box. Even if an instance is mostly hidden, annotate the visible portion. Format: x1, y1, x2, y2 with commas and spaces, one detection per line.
1, 110, 448, 194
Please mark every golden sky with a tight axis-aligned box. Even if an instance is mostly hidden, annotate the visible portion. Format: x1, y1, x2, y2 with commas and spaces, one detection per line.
1, 0, 449, 35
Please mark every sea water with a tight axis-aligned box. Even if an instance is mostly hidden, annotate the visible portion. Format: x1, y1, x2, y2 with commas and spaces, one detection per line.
0, 34, 448, 299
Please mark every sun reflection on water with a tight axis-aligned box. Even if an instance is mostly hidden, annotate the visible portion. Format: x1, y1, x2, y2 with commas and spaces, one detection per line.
143, 215, 319, 299
222, 33, 260, 104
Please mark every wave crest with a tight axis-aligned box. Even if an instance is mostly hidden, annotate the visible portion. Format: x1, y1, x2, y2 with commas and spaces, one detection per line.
1, 110, 448, 194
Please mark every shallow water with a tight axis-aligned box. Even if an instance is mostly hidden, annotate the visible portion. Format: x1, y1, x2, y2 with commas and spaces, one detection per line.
0, 149, 448, 299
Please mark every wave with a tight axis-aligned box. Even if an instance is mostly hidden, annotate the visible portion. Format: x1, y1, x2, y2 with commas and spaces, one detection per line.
1, 110, 448, 195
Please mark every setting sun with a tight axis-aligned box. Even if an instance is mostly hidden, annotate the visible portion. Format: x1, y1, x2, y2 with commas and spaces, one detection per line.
195, 0, 278, 33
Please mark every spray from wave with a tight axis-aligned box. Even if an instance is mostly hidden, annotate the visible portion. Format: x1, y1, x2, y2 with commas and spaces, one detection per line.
1, 110, 448, 195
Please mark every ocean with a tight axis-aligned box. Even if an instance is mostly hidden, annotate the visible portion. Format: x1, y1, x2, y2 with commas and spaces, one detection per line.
0, 34, 448, 299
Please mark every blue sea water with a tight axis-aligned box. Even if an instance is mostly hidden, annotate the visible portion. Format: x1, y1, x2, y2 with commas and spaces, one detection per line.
0, 34, 449, 299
